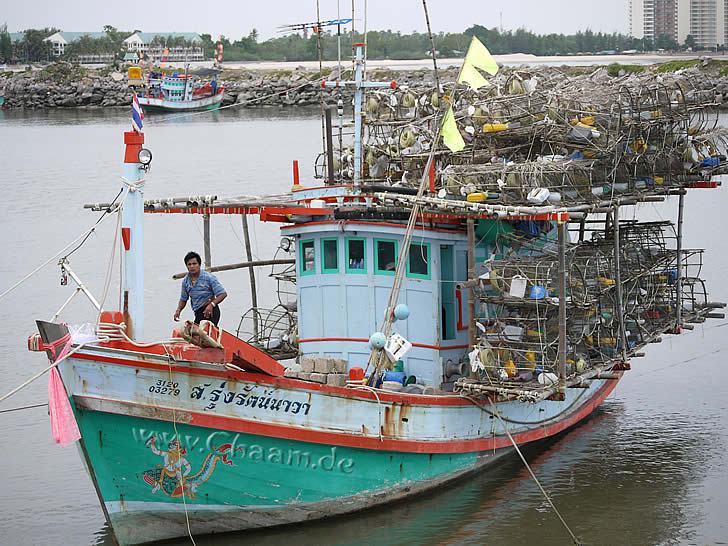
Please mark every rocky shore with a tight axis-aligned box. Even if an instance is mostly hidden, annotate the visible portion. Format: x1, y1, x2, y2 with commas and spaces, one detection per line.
0, 62, 441, 110
3, 60, 728, 110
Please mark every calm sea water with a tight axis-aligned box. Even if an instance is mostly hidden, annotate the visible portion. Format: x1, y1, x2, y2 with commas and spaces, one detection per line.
0, 107, 727, 546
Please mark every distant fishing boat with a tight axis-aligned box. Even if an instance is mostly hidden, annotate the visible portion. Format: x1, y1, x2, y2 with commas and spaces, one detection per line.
136, 70, 224, 111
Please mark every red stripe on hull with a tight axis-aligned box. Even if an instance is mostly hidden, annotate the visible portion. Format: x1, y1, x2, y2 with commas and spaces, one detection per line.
76, 377, 618, 453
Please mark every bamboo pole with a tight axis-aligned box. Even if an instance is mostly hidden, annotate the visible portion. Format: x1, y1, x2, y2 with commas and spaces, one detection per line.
676, 193, 685, 328
171, 258, 294, 279
241, 215, 259, 342
612, 206, 628, 362
325, 106, 335, 183
457, 361, 620, 403
557, 221, 567, 382
467, 218, 477, 375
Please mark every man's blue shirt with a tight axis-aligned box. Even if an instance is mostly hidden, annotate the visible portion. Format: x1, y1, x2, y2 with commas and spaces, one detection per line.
180, 270, 226, 311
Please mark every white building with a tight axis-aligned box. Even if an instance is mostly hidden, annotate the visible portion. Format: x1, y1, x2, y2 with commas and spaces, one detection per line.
42, 31, 106, 56
629, 0, 728, 48
41, 30, 203, 59
122, 32, 203, 60
688, 0, 727, 48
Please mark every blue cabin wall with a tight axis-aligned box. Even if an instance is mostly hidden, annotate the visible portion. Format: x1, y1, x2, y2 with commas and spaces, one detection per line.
284, 221, 475, 386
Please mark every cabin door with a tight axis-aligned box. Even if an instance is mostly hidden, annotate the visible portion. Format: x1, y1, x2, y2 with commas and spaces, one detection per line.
440, 245, 456, 340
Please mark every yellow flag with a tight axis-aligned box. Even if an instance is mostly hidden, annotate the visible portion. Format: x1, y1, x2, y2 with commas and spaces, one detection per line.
441, 106, 465, 152
457, 59, 490, 90
465, 36, 499, 76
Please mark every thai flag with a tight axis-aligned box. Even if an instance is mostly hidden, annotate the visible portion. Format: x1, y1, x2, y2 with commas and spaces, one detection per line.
132, 93, 144, 132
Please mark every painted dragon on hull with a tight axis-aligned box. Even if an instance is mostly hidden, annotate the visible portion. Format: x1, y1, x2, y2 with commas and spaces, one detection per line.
142, 439, 237, 498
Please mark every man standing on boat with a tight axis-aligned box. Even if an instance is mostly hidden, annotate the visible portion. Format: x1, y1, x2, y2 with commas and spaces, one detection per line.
173, 251, 227, 326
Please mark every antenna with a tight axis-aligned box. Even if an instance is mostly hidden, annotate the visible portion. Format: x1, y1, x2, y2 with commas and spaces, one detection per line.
277, 18, 353, 35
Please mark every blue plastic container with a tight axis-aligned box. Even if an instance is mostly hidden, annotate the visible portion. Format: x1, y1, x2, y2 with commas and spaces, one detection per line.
530, 285, 547, 299
383, 371, 406, 385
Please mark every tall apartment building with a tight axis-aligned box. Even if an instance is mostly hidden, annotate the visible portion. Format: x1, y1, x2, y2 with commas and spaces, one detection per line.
629, 0, 678, 42
688, 0, 727, 48
629, 0, 728, 48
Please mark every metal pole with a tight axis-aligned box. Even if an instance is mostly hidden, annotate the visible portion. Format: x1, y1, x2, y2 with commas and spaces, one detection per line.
612, 206, 628, 361
352, 44, 364, 186
467, 218, 477, 354
557, 221, 567, 381
62, 261, 102, 311
203, 213, 212, 268
675, 193, 685, 328
51, 288, 82, 323
242, 215, 259, 342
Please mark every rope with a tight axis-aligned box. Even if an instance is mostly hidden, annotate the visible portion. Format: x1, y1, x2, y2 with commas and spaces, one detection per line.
0, 208, 118, 302
0, 402, 48, 414
120, 176, 145, 192
97, 206, 123, 314
463, 389, 588, 426
97, 321, 186, 347
353, 385, 384, 440
0, 344, 86, 404
487, 398, 582, 545
161, 345, 197, 546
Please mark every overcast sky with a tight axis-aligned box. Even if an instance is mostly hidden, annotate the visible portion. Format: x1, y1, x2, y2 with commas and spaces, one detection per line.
6, 0, 627, 41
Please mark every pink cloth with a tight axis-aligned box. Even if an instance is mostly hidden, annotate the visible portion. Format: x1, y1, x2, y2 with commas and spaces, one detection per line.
48, 367, 81, 447
47, 335, 81, 447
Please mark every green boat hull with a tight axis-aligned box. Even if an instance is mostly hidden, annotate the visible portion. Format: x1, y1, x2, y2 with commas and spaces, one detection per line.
76, 408, 503, 544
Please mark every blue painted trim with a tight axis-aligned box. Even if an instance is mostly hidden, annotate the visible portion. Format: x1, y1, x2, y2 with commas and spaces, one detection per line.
345, 237, 367, 274
374, 238, 398, 276
406, 242, 431, 280
321, 238, 339, 274
300, 239, 316, 276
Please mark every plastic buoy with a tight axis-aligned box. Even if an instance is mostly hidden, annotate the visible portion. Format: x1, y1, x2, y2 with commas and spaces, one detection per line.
393, 304, 410, 321
369, 331, 387, 349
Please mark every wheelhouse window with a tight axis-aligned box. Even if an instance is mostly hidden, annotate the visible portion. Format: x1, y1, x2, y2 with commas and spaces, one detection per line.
407, 242, 430, 279
300, 240, 315, 275
346, 237, 366, 273
375, 239, 398, 275
321, 238, 339, 273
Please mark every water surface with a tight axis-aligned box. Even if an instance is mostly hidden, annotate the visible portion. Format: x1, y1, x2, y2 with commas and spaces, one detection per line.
0, 108, 726, 546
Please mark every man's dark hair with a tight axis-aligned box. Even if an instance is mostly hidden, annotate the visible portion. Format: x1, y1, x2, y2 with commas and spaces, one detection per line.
184, 251, 202, 265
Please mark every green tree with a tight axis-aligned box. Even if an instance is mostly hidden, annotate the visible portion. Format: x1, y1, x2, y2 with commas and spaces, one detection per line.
0, 23, 12, 61
655, 34, 678, 51
684, 34, 696, 50
20, 28, 57, 62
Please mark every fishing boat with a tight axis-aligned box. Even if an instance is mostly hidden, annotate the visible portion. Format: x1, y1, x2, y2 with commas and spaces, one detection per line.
25, 38, 727, 545
136, 70, 224, 111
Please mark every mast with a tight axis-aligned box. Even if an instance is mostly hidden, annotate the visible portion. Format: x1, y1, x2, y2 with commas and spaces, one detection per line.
322, 43, 395, 186
121, 130, 146, 339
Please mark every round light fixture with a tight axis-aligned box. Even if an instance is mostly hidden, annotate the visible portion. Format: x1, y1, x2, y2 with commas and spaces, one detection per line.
138, 148, 153, 166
